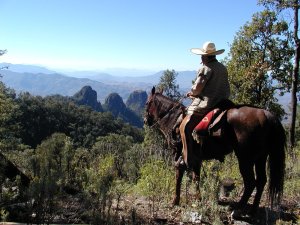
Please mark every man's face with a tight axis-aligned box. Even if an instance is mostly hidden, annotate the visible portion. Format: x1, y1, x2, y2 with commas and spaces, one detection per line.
201, 55, 207, 64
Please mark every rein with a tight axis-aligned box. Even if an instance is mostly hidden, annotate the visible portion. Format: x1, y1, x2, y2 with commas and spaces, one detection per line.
150, 95, 186, 129
150, 102, 183, 129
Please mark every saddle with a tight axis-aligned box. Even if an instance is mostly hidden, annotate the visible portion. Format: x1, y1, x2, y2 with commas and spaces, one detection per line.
192, 99, 235, 141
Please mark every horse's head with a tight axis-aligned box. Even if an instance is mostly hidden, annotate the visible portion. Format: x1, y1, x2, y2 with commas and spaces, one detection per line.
144, 86, 159, 126
144, 86, 183, 128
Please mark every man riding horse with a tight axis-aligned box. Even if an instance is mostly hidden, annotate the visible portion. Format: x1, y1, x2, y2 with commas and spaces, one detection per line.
144, 42, 286, 213
179, 41, 231, 168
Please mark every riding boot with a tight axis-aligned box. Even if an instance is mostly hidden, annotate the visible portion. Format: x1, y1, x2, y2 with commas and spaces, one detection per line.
172, 114, 183, 135
192, 130, 203, 145
179, 114, 202, 168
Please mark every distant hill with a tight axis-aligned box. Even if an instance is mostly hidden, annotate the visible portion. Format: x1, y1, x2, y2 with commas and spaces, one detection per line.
70, 86, 144, 127
126, 90, 148, 117
0, 63, 56, 74
0, 70, 147, 102
0, 63, 291, 116
72, 86, 103, 112
103, 93, 143, 128
68, 70, 196, 90
0, 64, 195, 104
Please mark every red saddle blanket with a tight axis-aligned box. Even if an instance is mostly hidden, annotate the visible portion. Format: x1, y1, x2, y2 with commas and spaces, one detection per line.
193, 99, 234, 137
193, 109, 220, 136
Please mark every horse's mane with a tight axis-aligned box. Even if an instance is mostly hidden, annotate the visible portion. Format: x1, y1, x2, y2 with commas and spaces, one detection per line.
154, 93, 185, 111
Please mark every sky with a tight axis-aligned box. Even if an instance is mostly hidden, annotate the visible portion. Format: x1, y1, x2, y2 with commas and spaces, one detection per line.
0, 0, 264, 74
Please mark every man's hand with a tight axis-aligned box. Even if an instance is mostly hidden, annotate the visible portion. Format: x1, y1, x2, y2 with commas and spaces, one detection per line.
186, 92, 193, 98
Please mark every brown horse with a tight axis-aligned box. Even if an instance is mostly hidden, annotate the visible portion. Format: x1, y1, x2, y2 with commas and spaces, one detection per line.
144, 87, 286, 214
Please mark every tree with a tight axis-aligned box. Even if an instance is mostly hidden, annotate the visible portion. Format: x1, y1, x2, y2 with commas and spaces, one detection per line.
0, 82, 20, 149
225, 10, 293, 119
157, 69, 182, 100
258, 0, 300, 148
15, 93, 143, 148
135, 159, 174, 217
84, 154, 116, 221
0, 50, 8, 75
92, 133, 134, 178
29, 133, 74, 222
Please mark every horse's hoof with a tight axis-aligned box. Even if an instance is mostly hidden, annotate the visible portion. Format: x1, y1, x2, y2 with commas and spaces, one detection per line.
172, 198, 180, 206
249, 207, 259, 216
228, 201, 240, 210
231, 209, 251, 220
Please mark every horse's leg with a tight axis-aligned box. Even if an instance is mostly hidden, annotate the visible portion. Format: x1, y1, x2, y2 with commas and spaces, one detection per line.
192, 164, 201, 201
172, 161, 186, 206
237, 159, 256, 208
252, 157, 267, 213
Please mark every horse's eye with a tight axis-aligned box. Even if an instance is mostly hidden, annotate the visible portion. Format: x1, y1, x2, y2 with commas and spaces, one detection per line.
146, 101, 152, 109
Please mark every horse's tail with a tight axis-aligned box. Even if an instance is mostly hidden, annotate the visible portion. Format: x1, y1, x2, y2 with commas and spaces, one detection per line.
266, 111, 286, 208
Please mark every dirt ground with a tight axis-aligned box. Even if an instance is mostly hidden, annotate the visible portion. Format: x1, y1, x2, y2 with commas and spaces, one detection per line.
7, 186, 300, 224
115, 195, 299, 225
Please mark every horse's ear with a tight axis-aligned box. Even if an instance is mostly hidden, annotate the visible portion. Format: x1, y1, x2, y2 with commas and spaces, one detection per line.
151, 86, 155, 95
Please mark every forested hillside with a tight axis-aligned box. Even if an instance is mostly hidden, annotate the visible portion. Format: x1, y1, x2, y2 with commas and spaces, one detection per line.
0, 80, 149, 222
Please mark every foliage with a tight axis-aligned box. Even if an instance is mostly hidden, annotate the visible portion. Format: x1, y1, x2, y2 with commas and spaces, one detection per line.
284, 146, 300, 199
92, 133, 134, 178
225, 10, 293, 119
0, 208, 9, 222
258, 0, 300, 148
14, 92, 143, 148
83, 154, 116, 221
0, 82, 21, 149
0, 177, 22, 207
0, 50, 7, 74
293, 105, 300, 142
28, 133, 74, 222
123, 143, 150, 183
143, 126, 173, 164
135, 159, 174, 217
109, 179, 132, 211
157, 69, 182, 101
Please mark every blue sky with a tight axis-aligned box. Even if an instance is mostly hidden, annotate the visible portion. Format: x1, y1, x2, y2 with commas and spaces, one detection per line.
0, 0, 264, 73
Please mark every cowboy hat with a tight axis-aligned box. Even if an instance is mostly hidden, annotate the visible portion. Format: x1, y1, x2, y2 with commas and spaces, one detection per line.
191, 41, 224, 55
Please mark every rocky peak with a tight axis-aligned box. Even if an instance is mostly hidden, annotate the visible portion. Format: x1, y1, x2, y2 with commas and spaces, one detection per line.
126, 90, 147, 117
72, 86, 103, 112
104, 93, 126, 116
104, 92, 143, 128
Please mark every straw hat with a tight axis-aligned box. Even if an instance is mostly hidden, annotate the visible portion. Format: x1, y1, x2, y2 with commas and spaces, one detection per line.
191, 41, 224, 55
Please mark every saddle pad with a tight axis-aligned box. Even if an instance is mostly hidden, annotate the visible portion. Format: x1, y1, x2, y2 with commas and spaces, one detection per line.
194, 109, 218, 135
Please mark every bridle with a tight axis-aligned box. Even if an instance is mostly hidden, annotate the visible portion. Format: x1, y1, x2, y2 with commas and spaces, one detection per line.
145, 92, 186, 156
145, 94, 185, 129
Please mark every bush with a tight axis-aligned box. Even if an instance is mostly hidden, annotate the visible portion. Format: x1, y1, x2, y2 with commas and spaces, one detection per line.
135, 159, 174, 217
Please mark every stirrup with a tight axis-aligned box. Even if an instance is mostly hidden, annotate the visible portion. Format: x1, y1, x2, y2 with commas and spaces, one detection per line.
192, 130, 203, 145
175, 156, 185, 167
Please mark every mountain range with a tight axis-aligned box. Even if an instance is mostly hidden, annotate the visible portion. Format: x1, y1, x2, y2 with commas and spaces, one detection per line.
63, 85, 146, 128
0, 63, 195, 103
0, 63, 291, 118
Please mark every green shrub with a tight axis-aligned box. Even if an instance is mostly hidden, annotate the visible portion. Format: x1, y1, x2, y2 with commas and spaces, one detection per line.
284, 147, 300, 200
135, 159, 174, 217
84, 154, 116, 221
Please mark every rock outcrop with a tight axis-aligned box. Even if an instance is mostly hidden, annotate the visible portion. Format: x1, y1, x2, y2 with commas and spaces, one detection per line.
104, 93, 143, 128
72, 86, 103, 112
126, 90, 147, 117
